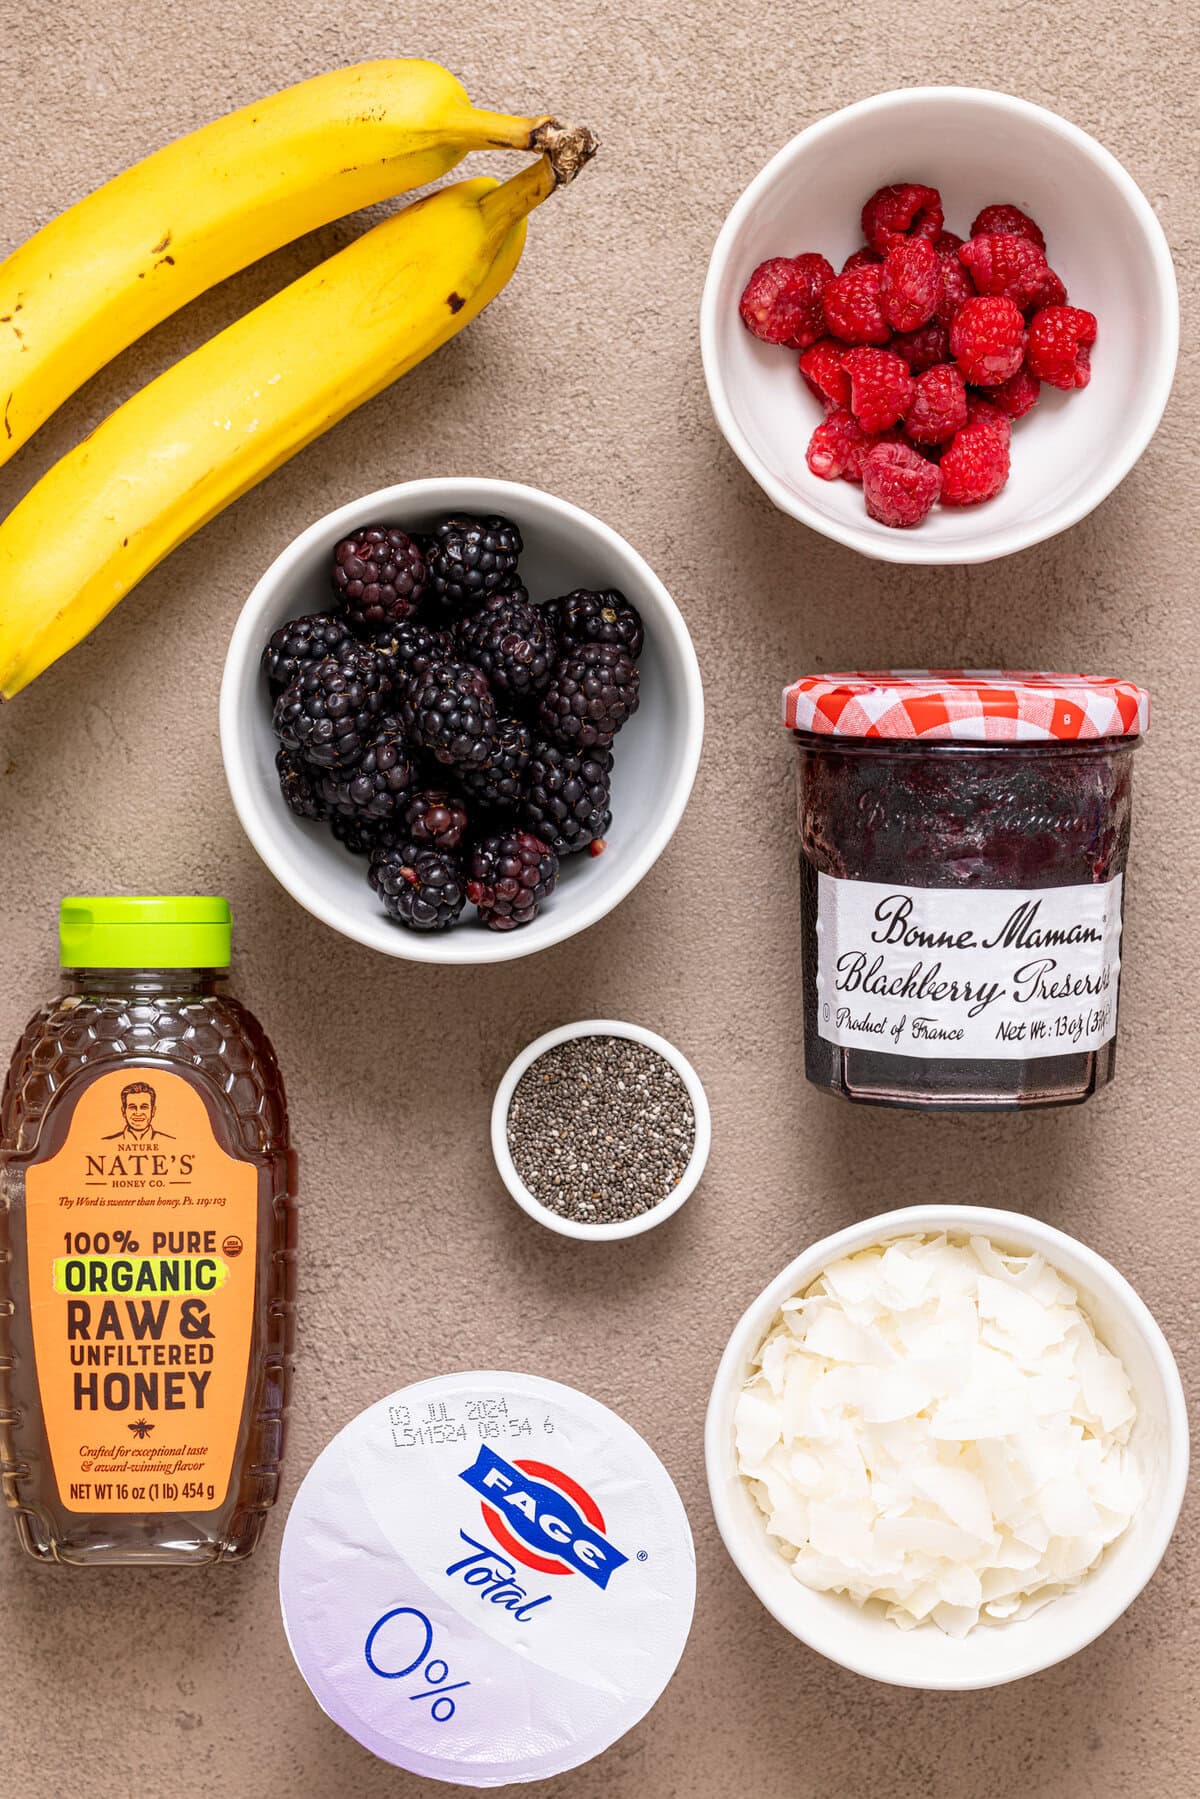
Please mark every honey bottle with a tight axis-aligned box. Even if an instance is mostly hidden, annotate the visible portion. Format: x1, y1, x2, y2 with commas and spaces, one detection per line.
0, 897, 296, 1565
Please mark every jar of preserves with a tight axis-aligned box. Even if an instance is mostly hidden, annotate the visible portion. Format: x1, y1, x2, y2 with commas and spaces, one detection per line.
785, 672, 1147, 1110
0, 896, 297, 1564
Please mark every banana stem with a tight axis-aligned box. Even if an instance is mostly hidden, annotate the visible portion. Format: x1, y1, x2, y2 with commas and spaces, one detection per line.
530, 119, 600, 184
477, 121, 598, 236
465, 107, 556, 151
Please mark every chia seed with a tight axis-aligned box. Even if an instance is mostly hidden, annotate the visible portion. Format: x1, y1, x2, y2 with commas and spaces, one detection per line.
506, 1035, 697, 1225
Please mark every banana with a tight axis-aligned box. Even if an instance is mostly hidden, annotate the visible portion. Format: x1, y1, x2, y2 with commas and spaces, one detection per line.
0, 127, 597, 701
0, 60, 560, 467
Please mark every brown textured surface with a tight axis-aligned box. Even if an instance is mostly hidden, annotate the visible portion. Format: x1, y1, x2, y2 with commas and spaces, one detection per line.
0, 3, 1195, 1795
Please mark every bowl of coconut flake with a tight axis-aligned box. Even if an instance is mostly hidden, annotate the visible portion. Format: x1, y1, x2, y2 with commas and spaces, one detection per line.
706, 1204, 1187, 1689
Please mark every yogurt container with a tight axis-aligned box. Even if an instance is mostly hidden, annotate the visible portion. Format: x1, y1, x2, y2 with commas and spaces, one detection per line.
785, 670, 1148, 1110
279, 1371, 695, 1785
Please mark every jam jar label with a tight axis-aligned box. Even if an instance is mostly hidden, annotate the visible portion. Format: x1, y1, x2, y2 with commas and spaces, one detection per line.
23, 1068, 258, 1513
816, 873, 1123, 1060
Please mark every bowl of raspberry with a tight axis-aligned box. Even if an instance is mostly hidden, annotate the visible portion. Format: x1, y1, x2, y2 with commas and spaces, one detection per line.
219, 478, 704, 963
701, 87, 1178, 564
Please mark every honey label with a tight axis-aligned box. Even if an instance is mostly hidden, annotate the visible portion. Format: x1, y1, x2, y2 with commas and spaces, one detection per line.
24, 1067, 258, 1513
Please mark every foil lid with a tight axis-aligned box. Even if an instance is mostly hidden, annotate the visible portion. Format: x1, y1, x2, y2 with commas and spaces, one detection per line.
279, 1371, 695, 1787
783, 670, 1149, 741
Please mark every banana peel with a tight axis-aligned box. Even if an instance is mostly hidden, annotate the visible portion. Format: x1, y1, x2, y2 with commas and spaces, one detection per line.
0, 60, 563, 466
0, 126, 597, 701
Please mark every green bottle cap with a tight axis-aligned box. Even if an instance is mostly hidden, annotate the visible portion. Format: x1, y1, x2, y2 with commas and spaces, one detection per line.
59, 897, 233, 969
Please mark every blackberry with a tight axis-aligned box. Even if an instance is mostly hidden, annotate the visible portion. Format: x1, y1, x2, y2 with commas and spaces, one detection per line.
401, 659, 497, 769
318, 716, 413, 820
424, 514, 523, 612
459, 716, 532, 810
537, 642, 640, 750
369, 840, 466, 931
262, 613, 357, 690
329, 810, 381, 856
332, 525, 426, 632
405, 788, 469, 852
468, 830, 559, 932
273, 648, 389, 770
370, 618, 454, 689
455, 594, 557, 700
275, 747, 328, 822
520, 740, 612, 854
543, 588, 644, 661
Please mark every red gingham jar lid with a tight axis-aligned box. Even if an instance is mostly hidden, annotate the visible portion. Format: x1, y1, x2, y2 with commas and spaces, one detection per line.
783, 670, 1149, 743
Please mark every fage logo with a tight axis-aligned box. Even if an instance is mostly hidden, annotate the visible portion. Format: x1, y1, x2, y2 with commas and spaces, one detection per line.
459, 1445, 629, 1591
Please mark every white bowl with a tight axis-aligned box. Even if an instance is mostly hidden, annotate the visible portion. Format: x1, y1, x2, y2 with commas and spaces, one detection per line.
220, 479, 704, 963
491, 1020, 712, 1240
701, 88, 1179, 565
706, 1205, 1188, 1689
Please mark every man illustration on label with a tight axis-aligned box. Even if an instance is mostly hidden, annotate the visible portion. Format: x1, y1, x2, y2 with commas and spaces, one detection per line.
104, 1080, 173, 1142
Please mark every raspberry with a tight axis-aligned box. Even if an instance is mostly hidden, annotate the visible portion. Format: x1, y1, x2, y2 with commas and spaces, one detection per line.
798, 340, 850, 409
822, 263, 890, 345
842, 348, 914, 432
751, 181, 1095, 532
1025, 265, 1068, 312
890, 318, 950, 371
950, 296, 1026, 386
958, 233, 1051, 311
880, 238, 940, 331
739, 253, 835, 348
934, 248, 976, 326
989, 366, 1041, 419
1026, 306, 1097, 389
806, 409, 900, 483
862, 442, 943, 527
965, 396, 1013, 443
969, 203, 1047, 252
904, 364, 967, 444
861, 183, 944, 256
807, 408, 867, 481
940, 419, 1011, 505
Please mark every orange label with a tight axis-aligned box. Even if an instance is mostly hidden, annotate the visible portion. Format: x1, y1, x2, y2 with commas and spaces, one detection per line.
24, 1067, 258, 1514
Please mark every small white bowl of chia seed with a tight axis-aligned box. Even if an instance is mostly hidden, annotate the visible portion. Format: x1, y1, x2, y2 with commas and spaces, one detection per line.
491, 1020, 711, 1241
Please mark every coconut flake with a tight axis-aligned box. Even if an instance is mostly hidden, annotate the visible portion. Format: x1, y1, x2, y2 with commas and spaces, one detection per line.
733, 1232, 1142, 1637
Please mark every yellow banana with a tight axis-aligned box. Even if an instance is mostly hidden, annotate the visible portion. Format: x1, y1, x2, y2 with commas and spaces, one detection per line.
0, 59, 560, 466
0, 127, 596, 700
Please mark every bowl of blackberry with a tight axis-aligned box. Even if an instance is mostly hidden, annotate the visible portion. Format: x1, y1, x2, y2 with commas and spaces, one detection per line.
220, 479, 704, 963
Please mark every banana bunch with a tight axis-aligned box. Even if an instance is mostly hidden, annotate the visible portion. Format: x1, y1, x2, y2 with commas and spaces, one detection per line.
0, 63, 596, 699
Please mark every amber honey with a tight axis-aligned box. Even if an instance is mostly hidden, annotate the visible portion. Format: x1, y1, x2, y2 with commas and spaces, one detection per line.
0, 897, 296, 1564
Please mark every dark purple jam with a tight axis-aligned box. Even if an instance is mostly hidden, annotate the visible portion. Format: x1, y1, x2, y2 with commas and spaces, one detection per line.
795, 734, 1137, 1109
